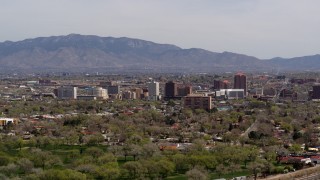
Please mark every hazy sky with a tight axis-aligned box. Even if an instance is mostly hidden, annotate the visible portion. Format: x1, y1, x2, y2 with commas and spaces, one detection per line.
1, 0, 320, 59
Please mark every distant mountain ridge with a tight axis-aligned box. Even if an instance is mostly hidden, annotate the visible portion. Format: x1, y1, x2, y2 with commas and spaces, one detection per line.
0, 34, 319, 73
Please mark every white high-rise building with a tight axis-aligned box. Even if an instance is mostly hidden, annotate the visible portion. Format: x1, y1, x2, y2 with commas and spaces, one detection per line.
147, 81, 159, 100
88, 87, 108, 99
56, 86, 77, 100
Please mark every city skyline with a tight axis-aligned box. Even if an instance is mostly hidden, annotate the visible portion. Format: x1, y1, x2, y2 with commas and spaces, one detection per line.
1, 0, 320, 59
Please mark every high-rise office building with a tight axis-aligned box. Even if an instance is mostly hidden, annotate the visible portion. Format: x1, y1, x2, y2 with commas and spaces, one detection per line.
165, 81, 177, 98
107, 85, 120, 95
55, 86, 77, 100
234, 73, 247, 96
147, 81, 160, 100
312, 85, 320, 100
99, 81, 119, 95
214, 80, 229, 90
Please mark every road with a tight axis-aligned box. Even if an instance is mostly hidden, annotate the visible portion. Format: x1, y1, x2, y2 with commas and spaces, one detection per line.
294, 172, 320, 180
241, 117, 259, 137
262, 166, 320, 180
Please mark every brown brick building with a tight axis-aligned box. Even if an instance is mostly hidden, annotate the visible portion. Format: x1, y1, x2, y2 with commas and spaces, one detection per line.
183, 96, 212, 110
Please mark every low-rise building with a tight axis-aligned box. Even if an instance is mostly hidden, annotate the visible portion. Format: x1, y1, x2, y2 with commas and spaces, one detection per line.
0, 118, 18, 128
77, 95, 97, 100
215, 89, 245, 99
88, 87, 108, 100
183, 95, 212, 110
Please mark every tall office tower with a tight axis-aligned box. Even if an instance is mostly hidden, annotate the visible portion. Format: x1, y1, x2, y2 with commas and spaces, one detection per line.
147, 81, 160, 100
107, 85, 120, 95
312, 85, 320, 100
214, 80, 230, 90
56, 86, 77, 100
222, 80, 230, 89
165, 81, 177, 98
234, 73, 247, 96
214, 80, 223, 90
99, 81, 119, 95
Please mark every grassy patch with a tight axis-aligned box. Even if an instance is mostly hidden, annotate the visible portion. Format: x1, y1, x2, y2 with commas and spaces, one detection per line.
211, 170, 250, 179
166, 174, 187, 180
166, 170, 250, 180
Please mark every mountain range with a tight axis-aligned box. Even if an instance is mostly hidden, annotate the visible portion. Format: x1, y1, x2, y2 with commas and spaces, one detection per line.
0, 34, 319, 73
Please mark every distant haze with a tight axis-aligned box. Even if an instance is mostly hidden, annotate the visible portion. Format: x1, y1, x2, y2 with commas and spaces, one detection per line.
1, 0, 320, 59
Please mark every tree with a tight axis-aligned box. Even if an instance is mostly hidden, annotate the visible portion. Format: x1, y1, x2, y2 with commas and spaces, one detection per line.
29, 148, 61, 169
229, 163, 241, 177
281, 122, 292, 133
312, 116, 320, 124
187, 139, 206, 155
97, 153, 117, 165
215, 164, 228, 178
167, 100, 176, 107
0, 156, 10, 166
186, 166, 208, 180
288, 144, 302, 154
171, 154, 190, 172
16, 158, 34, 174
95, 164, 120, 180
122, 144, 132, 161
141, 143, 160, 158
83, 134, 104, 145
248, 159, 266, 180
73, 155, 95, 166
239, 136, 248, 147
248, 131, 261, 140
0, 163, 18, 177
38, 169, 87, 180
85, 147, 104, 159
0, 174, 8, 180
108, 145, 122, 156
140, 159, 160, 179
16, 137, 24, 151
123, 161, 145, 179
130, 144, 143, 161
128, 134, 143, 145
261, 160, 274, 177
62, 129, 79, 145
257, 123, 273, 137
293, 130, 303, 141
181, 108, 193, 119
156, 159, 175, 178
76, 164, 97, 174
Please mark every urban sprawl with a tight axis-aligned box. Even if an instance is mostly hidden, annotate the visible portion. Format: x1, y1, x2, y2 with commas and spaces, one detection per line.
1, 72, 320, 179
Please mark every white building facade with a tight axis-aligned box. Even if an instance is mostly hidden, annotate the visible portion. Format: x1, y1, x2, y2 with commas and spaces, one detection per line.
147, 81, 160, 100
88, 87, 108, 99
57, 86, 77, 100
215, 89, 245, 99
